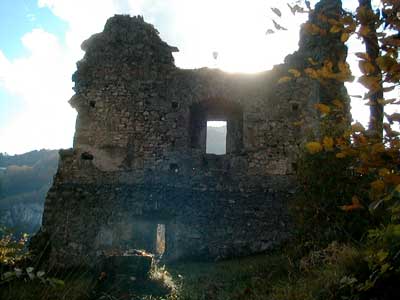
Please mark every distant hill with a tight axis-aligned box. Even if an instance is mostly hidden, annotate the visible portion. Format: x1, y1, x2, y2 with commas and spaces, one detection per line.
0, 149, 59, 234
0, 149, 58, 168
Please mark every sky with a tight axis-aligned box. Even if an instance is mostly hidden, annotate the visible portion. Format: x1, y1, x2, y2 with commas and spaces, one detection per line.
0, 0, 385, 154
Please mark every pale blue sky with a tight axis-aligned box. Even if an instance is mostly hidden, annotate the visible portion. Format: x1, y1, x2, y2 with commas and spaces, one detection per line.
0, 0, 67, 126
0, 0, 379, 154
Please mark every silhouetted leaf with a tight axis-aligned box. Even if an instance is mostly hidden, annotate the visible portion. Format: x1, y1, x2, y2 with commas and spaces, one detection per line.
270, 7, 282, 17
272, 19, 287, 31
266, 29, 275, 35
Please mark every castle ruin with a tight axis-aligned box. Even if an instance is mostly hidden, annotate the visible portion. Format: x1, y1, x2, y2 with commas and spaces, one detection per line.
33, 0, 349, 268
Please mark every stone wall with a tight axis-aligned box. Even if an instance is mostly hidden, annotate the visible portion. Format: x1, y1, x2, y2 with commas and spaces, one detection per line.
34, 1, 349, 268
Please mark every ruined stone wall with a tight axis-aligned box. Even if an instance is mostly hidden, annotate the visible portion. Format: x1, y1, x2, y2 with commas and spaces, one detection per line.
35, 1, 348, 268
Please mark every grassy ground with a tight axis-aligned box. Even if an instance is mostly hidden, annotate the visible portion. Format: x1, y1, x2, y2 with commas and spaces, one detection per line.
165, 244, 360, 300
0, 244, 361, 300
166, 252, 293, 300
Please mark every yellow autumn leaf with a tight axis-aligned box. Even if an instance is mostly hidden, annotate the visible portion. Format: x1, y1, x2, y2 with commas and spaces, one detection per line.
341, 32, 350, 42
341, 15, 355, 25
327, 17, 340, 26
305, 68, 318, 78
356, 6, 372, 23
355, 134, 367, 145
356, 166, 369, 174
340, 196, 363, 211
332, 99, 344, 109
377, 98, 396, 105
335, 136, 348, 147
371, 143, 385, 153
336, 152, 347, 158
305, 142, 323, 154
288, 68, 301, 77
387, 113, 400, 123
355, 52, 370, 61
338, 62, 350, 73
376, 55, 397, 72
337, 61, 354, 82
371, 180, 385, 191
359, 61, 375, 74
346, 22, 356, 33
330, 25, 342, 33
342, 129, 352, 139
314, 103, 331, 115
358, 75, 381, 92
323, 136, 334, 151
304, 22, 322, 35
308, 58, 318, 65
323, 60, 334, 72
278, 76, 292, 84
379, 168, 391, 177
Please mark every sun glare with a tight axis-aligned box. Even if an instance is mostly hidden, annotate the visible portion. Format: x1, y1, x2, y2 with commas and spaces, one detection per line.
207, 121, 226, 127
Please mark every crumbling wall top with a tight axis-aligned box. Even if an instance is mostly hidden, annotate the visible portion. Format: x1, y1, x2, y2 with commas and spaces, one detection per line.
285, 0, 347, 68
73, 15, 178, 91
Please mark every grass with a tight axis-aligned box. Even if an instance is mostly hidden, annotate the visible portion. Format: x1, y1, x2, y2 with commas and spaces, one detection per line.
165, 243, 362, 300
166, 252, 293, 300
0, 276, 94, 300
0, 243, 362, 300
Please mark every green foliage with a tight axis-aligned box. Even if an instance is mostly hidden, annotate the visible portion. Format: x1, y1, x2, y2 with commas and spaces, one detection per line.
0, 228, 29, 266
0, 235, 92, 300
295, 109, 400, 298
286, 1, 400, 298
354, 224, 400, 294
0, 275, 91, 300
293, 149, 371, 248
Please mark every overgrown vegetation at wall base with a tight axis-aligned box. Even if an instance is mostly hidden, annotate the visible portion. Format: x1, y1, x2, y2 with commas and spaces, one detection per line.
285, 1, 400, 298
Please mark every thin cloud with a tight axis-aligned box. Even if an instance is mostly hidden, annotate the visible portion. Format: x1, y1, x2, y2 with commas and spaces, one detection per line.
0, 28, 76, 154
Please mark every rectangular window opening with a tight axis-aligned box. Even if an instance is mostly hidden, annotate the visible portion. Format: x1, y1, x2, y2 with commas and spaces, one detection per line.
156, 224, 166, 256
206, 121, 227, 155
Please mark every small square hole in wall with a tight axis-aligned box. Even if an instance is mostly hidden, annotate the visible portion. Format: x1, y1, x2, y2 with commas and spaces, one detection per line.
206, 121, 227, 155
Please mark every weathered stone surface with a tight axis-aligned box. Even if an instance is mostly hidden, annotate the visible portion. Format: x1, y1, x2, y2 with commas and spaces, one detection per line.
283, 0, 351, 124
33, 3, 349, 269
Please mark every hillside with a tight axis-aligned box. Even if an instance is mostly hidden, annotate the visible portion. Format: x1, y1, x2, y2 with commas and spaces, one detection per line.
0, 149, 59, 234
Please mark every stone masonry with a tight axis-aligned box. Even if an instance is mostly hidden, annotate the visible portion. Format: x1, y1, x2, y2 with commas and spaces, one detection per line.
33, 0, 349, 268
